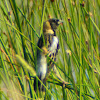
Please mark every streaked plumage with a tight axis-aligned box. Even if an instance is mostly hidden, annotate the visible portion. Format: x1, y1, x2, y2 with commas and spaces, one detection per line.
34, 18, 63, 91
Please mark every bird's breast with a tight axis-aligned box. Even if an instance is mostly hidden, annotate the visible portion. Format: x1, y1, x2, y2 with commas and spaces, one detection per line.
48, 36, 59, 53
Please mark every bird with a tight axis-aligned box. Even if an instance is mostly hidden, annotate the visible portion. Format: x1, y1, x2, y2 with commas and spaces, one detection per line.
34, 18, 63, 92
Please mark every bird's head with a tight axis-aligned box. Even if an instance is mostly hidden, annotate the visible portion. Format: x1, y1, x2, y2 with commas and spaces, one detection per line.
43, 19, 63, 35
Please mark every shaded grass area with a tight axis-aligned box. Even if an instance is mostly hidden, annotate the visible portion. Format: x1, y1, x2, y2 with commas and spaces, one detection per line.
0, 0, 100, 99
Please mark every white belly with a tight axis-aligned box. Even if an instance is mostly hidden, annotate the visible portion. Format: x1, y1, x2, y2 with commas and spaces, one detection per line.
48, 36, 59, 53
37, 54, 47, 80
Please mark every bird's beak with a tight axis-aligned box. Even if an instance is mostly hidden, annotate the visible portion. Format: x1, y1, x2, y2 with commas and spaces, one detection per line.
58, 20, 63, 25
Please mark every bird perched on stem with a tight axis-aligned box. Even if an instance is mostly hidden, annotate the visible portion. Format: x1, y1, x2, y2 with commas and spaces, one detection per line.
34, 18, 63, 92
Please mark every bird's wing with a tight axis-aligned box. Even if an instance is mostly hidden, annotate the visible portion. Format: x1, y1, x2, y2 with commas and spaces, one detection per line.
37, 35, 44, 55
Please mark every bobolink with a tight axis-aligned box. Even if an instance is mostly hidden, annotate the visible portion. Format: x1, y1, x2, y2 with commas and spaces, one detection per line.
34, 18, 63, 91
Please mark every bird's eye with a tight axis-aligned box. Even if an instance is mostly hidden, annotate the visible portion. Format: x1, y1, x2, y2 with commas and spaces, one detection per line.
52, 19, 56, 22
